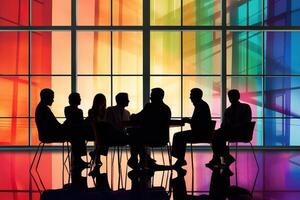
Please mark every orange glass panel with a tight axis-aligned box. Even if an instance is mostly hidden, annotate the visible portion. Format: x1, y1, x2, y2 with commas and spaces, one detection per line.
32, 0, 71, 26
0, 118, 28, 145
31, 76, 71, 118
113, 32, 143, 74
32, 31, 71, 74
113, 0, 142, 25
113, 76, 143, 114
0, 0, 29, 26
77, 0, 111, 25
0, 32, 28, 74
0, 76, 28, 117
77, 76, 111, 117
150, 76, 181, 117
77, 31, 111, 74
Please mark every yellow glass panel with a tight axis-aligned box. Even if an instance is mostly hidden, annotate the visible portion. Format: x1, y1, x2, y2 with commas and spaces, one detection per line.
77, 0, 110, 25
77, 76, 111, 117
113, 0, 142, 25
150, 0, 181, 25
113, 76, 143, 114
150, 32, 181, 74
77, 31, 111, 74
183, 77, 221, 117
113, 32, 143, 74
150, 76, 181, 117
183, 31, 221, 74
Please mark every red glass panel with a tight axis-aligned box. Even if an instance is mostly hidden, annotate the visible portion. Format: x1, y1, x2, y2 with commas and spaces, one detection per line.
0, 0, 29, 26
0, 32, 28, 74
0, 118, 28, 145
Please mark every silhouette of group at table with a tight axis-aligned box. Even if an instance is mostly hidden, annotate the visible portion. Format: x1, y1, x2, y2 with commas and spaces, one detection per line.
35, 87, 252, 185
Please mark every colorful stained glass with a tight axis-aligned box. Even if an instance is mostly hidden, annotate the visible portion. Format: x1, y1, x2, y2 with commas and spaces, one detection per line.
183, 31, 221, 75
0, 32, 29, 74
150, 32, 181, 74
0, 118, 28, 145
0, 0, 29, 26
113, 32, 143, 74
77, 31, 111, 74
183, 0, 221, 25
150, 0, 181, 25
113, 0, 142, 25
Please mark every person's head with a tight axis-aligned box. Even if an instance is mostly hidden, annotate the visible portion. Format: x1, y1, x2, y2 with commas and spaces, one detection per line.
150, 88, 164, 103
190, 88, 203, 105
40, 88, 54, 106
68, 92, 81, 107
116, 92, 129, 107
92, 93, 106, 112
228, 89, 240, 105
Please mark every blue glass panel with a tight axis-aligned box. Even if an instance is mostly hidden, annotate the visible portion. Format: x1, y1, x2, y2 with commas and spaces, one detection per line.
265, 32, 300, 75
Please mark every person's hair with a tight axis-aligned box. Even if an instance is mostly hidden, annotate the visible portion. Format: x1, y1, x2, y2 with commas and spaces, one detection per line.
92, 93, 106, 111
228, 89, 240, 100
115, 92, 128, 105
190, 88, 203, 99
151, 88, 164, 100
40, 88, 54, 100
68, 92, 80, 106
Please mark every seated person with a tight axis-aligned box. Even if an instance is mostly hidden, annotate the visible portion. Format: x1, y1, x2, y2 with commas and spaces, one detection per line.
128, 88, 171, 169
87, 93, 130, 176
64, 92, 84, 126
171, 88, 212, 168
208, 89, 252, 167
105, 92, 130, 134
35, 88, 90, 169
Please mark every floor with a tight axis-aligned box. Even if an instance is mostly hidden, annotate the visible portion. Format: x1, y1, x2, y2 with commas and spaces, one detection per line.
1, 149, 300, 200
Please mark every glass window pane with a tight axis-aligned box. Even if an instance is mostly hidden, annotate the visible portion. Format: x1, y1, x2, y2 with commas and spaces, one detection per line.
77, 0, 110, 26
227, 77, 263, 118
265, 32, 300, 75
113, 0, 142, 25
32, 0, 71, 26
150, 0, 181, 25
227, 0, 262, 26
150, 76, 181, 117
227, 31, 263, 75
77, 76, 111, 117
77, 31, 111, 74
183, 77, 221, 118
183, 0, 221, 25
0, 118, 28, 145
32, 31, 71, 74
264, 77, 300, 118
265, 118, 300, 146
0, 32, 28, 74
0, 0, 28, 26
31, 76, 71, 117
183, 31, 221, 75
113, 76, 143, 114
0, 76, 28, 117
265, 0, 300, 26
113, 32, 142, 74
150, 32, 181, 74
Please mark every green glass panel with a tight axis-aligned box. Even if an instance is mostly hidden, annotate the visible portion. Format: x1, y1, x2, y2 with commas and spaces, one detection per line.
150, 0, 181, 25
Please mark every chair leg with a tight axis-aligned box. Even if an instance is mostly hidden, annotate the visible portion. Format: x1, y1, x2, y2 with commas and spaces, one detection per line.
36, 143, 45, 171
30, 142, 42, 172
190, 143, 194, 195
250, 142, 259, 171
235, 142, 238, 186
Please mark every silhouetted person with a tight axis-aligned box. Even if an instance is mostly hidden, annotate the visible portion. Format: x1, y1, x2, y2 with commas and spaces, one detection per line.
35, 88, 88, 169
171, 88, 212, 168
208, 89, 252, 167
64, 92, 84, 126
105, 92, 130, 132
87, 93, 129, 177
128, 88, 171, 169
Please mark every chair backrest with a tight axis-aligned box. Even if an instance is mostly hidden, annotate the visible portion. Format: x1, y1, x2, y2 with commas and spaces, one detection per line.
229, 121, 256, 143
